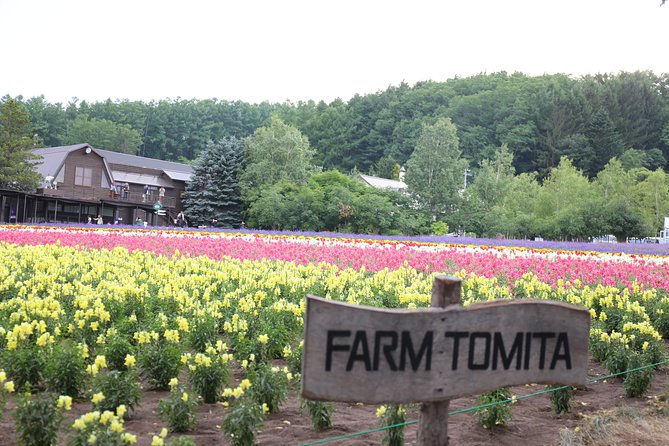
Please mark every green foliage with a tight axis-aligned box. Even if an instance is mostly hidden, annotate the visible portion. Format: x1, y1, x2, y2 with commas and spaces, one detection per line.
102, 334, 134, 371
2, 346, 44, 391
248, 363, 288, 414
167, 438, 197, 446
548, 385, 574, 415
405, 117, 468, 215
187, 316, 219, 352
184, 137, 244, 228
239, 115, 319, 202
0, 97, 42, 191
301, 399, 334, 431
221, 396, 264, 446
44, 341, 86, 398
61, 115, 142, 154
624, 351, 655, 398
475, 387, 513, 429
139, 341, 182, 390
377, 404, 406, 446
91, 370, 142, 413
68, 407, 131, 446
158, 383, 198, 433
247, 170, 430, 235
13, 393, 64, 446
430, 221, 449, 236
187, 352, 230, 404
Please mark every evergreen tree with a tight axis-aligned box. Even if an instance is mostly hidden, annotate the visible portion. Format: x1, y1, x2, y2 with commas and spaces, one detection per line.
0, 97, 42, 191
183, 137, 244, 228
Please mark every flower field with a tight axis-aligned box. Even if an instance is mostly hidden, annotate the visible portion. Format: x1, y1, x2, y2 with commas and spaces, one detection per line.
0, 224, 667, 445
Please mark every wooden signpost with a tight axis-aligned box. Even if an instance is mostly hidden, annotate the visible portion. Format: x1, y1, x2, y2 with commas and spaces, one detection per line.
301, 276, 590, 445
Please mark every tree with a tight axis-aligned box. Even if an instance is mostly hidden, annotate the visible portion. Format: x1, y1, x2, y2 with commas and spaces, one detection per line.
405, 117, 468, 216
239, 115, 319, 202
467, 144, 515, 236
183, 137, 244, 228
0, 98, 42, 191
534, 157, 594, 240
62, 115, 142, 154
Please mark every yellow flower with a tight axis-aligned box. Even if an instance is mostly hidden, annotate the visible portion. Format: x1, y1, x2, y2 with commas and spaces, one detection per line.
258, 334, 269, 345
110, 420, 124, 433
100, 410, 114, 425
262, 403, 269, 414
240, 379, 252, 390
181, 392, 189, 402
91, 392, 105, 405
124, 354, 136, 368
116, 405, 127, 417
94, 355, 107, 370
160, 427, 168, 438
0, 371, 6, 383
88, 434, 97, 444
57, 395, 73, 411
4, 381, 15, 393
72, 417, 87, 430
151, 435, 164, 446
168, 378, 179, 388
121, 433, 137, 444
376, 405, 387, 418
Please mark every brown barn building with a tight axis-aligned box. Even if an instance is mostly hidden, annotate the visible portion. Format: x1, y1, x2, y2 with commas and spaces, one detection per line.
0, 143, 193, 226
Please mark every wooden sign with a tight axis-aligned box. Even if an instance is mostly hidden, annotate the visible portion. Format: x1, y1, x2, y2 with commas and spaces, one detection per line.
301, 295, 590, 404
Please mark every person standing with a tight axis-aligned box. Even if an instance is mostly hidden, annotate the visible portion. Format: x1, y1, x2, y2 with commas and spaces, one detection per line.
158, 187, 165, 203
143, 184, 150, 202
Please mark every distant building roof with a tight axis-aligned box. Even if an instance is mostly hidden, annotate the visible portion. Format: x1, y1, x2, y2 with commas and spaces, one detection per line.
32, 144, 193, 186
358, 174, 408, 192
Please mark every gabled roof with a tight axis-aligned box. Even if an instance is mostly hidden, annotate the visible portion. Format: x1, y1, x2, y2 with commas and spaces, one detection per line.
32, 144, 193, 185
32, 144, 87, 178
358, 174, 408, 191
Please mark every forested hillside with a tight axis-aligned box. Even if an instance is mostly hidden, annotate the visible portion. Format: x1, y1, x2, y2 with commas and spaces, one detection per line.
8, 70, 669, 178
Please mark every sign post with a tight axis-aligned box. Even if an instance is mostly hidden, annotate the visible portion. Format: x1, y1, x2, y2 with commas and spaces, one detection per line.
301, 276, 590, 445
417, 276, 461, 445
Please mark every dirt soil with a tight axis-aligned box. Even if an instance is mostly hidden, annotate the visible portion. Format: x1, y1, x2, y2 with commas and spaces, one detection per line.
1, 357, 667, 446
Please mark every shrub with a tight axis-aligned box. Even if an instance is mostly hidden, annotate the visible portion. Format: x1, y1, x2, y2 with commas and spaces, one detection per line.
188, 317, 218, 352
475, 387, 513, 429
187, 351, 230, 403
2, 346, 44, 391
44, 341, 86, 398
222, 396, 265, 446
139, 340, 183, 390
624, 351, 655, 397
548, 385, 574, 415
0, 369, 16, 419
158, 381, 198, 433
69, 406, 135, 446
248, 363, 288, 414
377, 404, 406, 446
91, 370, 142, 413
102, 333, 135, 371
301, 399, 334, 431
13, 393, 67, 446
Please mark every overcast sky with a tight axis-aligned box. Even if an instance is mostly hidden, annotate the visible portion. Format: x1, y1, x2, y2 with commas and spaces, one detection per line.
1, 0, 667, 105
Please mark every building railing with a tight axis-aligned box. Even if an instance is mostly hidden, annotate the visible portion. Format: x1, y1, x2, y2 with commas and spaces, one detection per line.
37, 188, 177, 208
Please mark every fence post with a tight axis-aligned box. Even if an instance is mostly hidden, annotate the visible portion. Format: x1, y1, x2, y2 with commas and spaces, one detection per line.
416, 275, 462, 446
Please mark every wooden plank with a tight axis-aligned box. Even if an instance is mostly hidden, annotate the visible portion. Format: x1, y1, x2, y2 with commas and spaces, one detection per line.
417, 276, 461, 446
301, 295, 590, 404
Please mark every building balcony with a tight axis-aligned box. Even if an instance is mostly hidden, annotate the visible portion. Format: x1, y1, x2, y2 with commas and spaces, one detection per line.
37, 187, 177, 208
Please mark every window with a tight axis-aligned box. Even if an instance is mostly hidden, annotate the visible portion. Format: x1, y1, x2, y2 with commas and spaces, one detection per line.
75, 166, 93, 186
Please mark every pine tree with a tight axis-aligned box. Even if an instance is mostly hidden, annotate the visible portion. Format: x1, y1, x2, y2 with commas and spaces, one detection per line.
183, 137, 244, 228
0, 97, 42, 191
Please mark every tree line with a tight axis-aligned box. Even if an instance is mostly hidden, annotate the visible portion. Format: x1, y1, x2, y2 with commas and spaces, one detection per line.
6, 70, 669, 177
3, 70, 669, 239
183, 115, 669, 241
